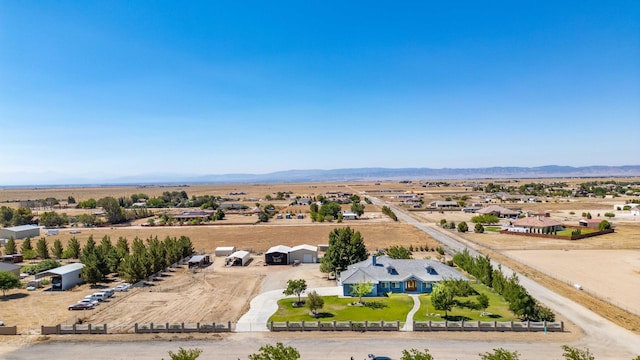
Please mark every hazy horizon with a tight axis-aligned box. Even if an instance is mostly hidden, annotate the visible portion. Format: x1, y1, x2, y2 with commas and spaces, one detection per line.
1, 2, 639, 185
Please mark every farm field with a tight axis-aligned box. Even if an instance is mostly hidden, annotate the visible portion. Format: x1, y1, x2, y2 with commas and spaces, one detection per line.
503, 249, 640, 316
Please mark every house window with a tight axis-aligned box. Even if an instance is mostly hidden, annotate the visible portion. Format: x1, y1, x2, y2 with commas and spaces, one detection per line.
392, 282, 400, 289
380, 282, 388, 288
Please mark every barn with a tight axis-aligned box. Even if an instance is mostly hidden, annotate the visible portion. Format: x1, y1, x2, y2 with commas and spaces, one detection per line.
188, 255, 211, 268
215, 246, 236, 257
289, 244, 318, 264
35, 263, 85, 291
265, 245, 291, 265
0, 225, 40, 240
225, 250, 251, 266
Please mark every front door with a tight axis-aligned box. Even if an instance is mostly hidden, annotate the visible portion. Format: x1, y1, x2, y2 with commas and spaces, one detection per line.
406, 280, 417, 292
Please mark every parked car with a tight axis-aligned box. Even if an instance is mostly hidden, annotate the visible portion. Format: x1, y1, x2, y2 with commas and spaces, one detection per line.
102, 288, 115, 297
91, 292, 109, 301
114, 283, 131, 292
68, 303, 95, 311
79, 298, 99, 306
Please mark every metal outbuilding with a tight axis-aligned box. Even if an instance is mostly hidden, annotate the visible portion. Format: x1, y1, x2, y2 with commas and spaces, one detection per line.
289, 244, 318, 264
188, 255, 211, 268
215, 246, 236, 257
0, 225, 40, 240
0, 262, 21, 277
225, 250, 251, 266
265, 245, 291, 265
35, 263, 85, 291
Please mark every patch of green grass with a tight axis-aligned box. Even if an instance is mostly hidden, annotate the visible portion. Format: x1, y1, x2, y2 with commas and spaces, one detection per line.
269, 295, 414, 322
485, 226, 502, 232
556, 228, 597, 237
413, 283, 517, 322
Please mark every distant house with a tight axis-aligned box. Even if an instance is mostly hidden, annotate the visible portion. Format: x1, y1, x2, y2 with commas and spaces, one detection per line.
339, 255, 467, 297
477, 205, 520, 218
511, 217, 563, 234
172, 210, 213, 221
296, 198, 312, 206
0, 225, 40, 240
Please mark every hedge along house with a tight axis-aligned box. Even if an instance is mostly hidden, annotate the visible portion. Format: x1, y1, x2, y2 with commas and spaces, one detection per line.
339, 255, 467, 297
265, 245, 291, 265
288, 244, 318, 264
35, 263, 85, 291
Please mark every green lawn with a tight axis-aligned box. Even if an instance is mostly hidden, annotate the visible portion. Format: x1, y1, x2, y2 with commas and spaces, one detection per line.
484, 226, 502, 232
413, 283, 517, 322
269, 295, 414, 322
556, 228, 597, 236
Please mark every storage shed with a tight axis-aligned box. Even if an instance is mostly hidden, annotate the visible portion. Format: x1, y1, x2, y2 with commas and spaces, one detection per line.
289, 244, 318, 264
0, 262, 21, 277
0, 225, 40, 240
225, 250, 251, 266
265, 245, 291, 265
188, 255, 211, 268
35, 263, 85, 291
215, 246, 236, 257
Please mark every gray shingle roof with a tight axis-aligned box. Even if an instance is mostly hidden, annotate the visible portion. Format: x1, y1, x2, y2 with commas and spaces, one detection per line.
340, 256, 467, 285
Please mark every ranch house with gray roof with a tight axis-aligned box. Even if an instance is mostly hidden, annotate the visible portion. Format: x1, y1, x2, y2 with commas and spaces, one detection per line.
339, 255, 467, 297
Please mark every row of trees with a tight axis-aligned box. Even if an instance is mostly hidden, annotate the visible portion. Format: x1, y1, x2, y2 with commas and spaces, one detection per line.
453, 249, 554, 321
381, 205, 398, 221
79, 235, 195, 285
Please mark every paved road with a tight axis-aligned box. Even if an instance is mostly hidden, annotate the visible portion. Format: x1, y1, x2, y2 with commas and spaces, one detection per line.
370, 197, 640, 356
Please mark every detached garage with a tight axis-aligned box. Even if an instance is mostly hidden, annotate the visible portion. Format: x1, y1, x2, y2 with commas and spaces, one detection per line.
0, 262, 21, 277
225, 250, 251, 266
35, 263, 85, 291
215, 246, 236, 257
265, 245, 291, 265
289, 244, 318, 264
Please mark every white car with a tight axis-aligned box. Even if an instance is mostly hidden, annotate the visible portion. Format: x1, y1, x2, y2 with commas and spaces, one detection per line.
79, 298, 99, 306
114, 283, 131, 292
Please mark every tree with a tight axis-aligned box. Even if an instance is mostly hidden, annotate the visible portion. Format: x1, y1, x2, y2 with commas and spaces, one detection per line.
164, 347, 203, 360
67, 196, 76, 204
4, 237, 16, 255
306, 290, 324, 316
36, 238, 50, 259
81, 254, 104, 286
258, 211, 269, 222
283, 279, 307, 305
320, 227, 368, 274
67, 237, 81, 259
480, 348, 520, 360
350, 281, 374, 304
598, 220, 611, 231
477, 293, 489, 314
0, 206, 13, 226
215, 209, 225, 220
12, 207, 33, 226
39, 211, 68, 227
248, 342, 300, 360
474, 223, 485, 233
21, 237, 33, 253
351, 202, 365, 217
561, 345, 595, 360
97, 196, 126, 224
0, 271, 21, 297
430, 283, 455, 319
386, 245, 412, 259
52, 239, 64, 259
401, 349, 434, 360
319, 202, 342, 219
457, 221, 468, 233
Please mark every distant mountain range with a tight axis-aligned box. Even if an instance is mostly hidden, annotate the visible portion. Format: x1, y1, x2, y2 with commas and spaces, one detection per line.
2, 165, 640, 187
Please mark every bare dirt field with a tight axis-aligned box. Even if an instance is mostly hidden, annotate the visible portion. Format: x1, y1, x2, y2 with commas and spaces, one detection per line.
503, 249, 640, 315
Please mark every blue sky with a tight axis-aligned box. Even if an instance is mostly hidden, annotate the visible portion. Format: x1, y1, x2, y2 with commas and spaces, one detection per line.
1, 1, 639, 184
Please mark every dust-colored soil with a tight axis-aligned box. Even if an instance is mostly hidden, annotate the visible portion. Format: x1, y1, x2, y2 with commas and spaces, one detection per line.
503, 249, 640, 315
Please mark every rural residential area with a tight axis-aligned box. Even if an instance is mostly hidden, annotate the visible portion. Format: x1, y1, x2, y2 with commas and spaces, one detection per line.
0, 178, 639, 359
